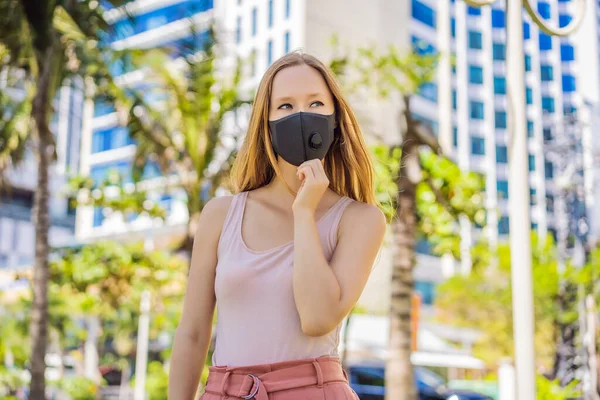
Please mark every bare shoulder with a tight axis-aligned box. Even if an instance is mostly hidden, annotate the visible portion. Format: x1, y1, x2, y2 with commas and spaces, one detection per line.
340, 201, 387, 236
195, 195, 235, 236
203, 195, 234, 218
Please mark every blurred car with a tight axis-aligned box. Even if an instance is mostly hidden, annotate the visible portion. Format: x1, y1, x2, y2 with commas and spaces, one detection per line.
346, 361, 493, 400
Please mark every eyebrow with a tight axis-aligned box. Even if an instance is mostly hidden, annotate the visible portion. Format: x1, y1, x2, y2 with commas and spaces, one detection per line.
273, 93, 325, 102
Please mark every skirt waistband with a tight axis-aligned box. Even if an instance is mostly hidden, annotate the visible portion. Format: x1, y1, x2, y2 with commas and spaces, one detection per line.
204, 356, 348, 400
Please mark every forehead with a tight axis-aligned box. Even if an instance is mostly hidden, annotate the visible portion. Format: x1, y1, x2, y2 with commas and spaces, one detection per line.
270, 64, 331, 99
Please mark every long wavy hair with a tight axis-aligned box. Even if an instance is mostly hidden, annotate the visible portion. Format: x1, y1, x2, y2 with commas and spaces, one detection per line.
231, 51, 377, 205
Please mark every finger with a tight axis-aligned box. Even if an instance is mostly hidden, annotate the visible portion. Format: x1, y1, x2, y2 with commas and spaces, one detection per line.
303, 159, 327, 182
297, 165, 315, 181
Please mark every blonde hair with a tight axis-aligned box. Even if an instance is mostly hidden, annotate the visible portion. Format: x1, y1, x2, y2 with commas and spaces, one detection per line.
231, 52, 377, 205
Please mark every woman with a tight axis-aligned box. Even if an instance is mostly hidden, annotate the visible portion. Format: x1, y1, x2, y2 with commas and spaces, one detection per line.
169, 52, 386, 400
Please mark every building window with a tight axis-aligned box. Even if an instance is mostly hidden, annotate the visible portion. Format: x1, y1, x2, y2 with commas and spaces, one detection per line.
412, 36, 436, 55
523, 22, 530, 40
539, 33, 552, 50
529, 154, 536, 171
91, 127, 134, 154
495, 110, 507, 129
468, 6, 481, 16
451, 18, 456, 37
470, 101, 484, 119
453, 126, 458, 147
419, 82, 438, 103
561, 44, 575, 61
284, 31, 290, 53
525, 54, 532, 72
469, 30, 483, 49
545, 161, 554, 178
267, 39, 273, 66
562, 75, 576, 92
543, 127, 553, 141
93, 207, 104, 227
285, 0, 291, 19
252, 7, 257, 36
530, 188, 537, 205
526, 87, 533, 105
499, 216, 510, 235
546, 194, 554, 212
496, 145, 508, 163
559, 14, 572, 27
471, 136, 485, 155
527, 120, 534, 137
564, 104, 577, 115
469, 65, 484, 84
452, 90, 457, 110
415, 281, 436, 305
236, 16, 242, 43
541, 65, 553, 81
542, 97, 555, 113
492, 9, 505, 28
538, 2, 551, 19
497, 180, 509, 198
494, 77, 506, 94
493, 43, 505, 60
94, 97, 115, 117
412, 0, 436, 28
268, 0, 273, 27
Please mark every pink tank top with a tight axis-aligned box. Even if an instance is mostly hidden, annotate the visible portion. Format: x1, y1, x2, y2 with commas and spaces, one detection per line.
212, 191, 354, 367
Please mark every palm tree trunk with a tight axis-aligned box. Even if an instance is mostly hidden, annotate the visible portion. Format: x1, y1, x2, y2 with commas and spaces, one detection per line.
29, 45, 55, 400
386, 133, 419, 400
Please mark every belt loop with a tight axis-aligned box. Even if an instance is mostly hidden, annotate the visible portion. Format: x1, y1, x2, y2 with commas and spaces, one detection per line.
220, 371, 231, 397
312, 361, 324, 388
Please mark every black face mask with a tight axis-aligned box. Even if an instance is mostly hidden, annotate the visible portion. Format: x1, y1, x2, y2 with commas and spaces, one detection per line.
268, 112, 336, 167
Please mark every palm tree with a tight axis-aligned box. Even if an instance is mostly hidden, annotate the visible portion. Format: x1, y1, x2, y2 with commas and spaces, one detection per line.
75, 29, 247, 255
0, 1, 131, 397
334, 46, 485, 400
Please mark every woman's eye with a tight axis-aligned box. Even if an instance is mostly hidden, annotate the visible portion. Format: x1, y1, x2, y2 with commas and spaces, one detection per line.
310, 101, 324, 107
278, 103, 292, 110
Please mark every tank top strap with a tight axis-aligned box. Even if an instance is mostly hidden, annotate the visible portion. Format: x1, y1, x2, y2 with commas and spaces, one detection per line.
217, 191, 248, 255
324, 197, 354, 250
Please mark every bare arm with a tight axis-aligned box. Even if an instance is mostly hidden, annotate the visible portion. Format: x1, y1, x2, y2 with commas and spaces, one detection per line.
168, 196, 232, 400
293, 202, 386, 336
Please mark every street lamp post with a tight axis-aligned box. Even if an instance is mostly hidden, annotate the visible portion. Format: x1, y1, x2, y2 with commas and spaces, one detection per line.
461, 0, 587, 398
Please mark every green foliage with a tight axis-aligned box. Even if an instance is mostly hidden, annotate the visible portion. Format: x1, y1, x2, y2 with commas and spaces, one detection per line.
0, 366, 27, 398
144, 361, 169, 400
435, 235, 600, 368
55, 376, 103, 400
370, 143, 485, 256
536, 374, 581, 400
50, 242, 188, 349
350, 45, 439, 98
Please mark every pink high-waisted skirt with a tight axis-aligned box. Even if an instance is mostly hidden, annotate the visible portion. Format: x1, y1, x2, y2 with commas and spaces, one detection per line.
199, 356, 359, 400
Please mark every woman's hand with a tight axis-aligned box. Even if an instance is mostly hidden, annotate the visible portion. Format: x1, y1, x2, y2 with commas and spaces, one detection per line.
293, 159, 329, 215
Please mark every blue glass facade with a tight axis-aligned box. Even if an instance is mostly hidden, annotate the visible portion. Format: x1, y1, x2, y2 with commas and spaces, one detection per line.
106, 0, 213, 42
469, 65, 484, 84
284, 31, 290, 53
92, 127, 135, 154
412, 0, 436, 28
495, 110, 507, 129
496, 145, 508, 163
471, 137, 485, 155
88, 0, 215, 232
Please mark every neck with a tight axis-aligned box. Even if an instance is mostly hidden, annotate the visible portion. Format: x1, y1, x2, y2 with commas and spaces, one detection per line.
268, 174, 299, 199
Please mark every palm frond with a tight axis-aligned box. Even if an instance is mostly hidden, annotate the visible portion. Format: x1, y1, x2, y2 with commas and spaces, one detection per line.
0, 86, 34, 187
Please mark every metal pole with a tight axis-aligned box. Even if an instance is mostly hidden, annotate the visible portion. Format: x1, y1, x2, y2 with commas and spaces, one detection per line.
436, 0, 458, 278
134, 290, 151, 400
506, 1, 536, 398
